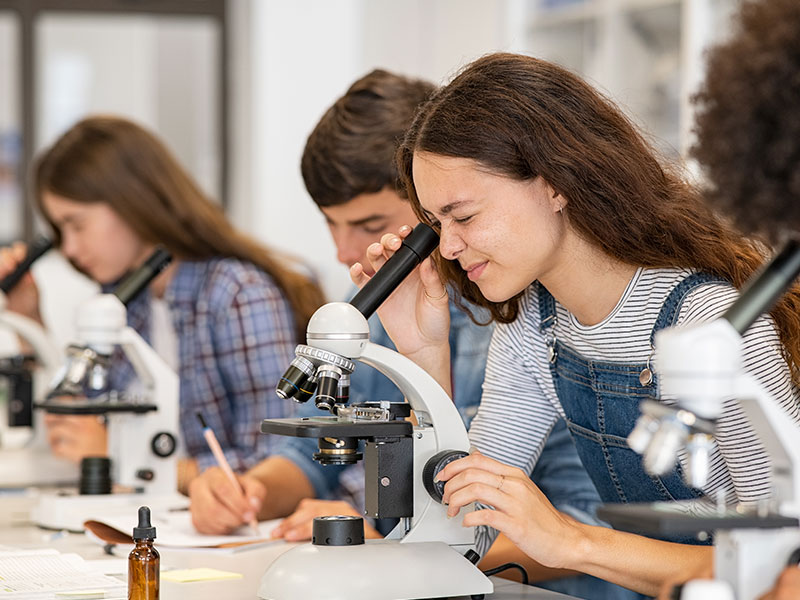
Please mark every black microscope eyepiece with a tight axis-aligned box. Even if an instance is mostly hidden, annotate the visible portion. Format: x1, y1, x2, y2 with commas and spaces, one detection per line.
0, 236, 53, 295
349, 223, 439, 318
113, 246, 172, 307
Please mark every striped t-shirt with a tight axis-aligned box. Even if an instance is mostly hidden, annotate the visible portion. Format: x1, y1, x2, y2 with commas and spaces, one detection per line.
468, 267, 800, 554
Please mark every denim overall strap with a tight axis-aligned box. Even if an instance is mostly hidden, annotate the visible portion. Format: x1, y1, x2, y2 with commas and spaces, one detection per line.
650, 272, 729, 347
537, 274, 727, 545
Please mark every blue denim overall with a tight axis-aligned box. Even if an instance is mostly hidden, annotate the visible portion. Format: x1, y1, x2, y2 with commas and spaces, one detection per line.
538, 273, 725, 547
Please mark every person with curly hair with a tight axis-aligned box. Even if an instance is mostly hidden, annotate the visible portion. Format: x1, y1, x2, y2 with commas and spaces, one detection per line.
657, 1, 800, 598
693, 0, 800, 245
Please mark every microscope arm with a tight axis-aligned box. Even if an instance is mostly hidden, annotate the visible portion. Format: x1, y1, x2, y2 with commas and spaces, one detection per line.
116, 326, 159, 390
106, 325, 179, 493
734, 372, 800, 515
357, 341, 475, 547
0, 309, 62, 374
358, 341, 469, 451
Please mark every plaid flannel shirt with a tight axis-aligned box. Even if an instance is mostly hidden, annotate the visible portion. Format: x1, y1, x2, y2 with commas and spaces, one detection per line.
109, 257, 298, 472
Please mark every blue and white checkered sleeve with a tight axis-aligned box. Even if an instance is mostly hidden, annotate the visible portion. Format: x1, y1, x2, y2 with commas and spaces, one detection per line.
194, 273, 297, 472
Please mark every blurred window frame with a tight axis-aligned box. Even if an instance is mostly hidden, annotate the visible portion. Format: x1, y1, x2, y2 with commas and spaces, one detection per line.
0, 0, 228, 241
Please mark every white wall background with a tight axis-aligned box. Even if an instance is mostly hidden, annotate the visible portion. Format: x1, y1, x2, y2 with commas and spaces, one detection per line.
2, 0, 524, 356
6, 0, 732, 354
231, 0, 527, 301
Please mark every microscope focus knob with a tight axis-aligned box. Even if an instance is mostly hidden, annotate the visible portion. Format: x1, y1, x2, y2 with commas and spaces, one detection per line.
423, 450, 469, 503
312, 516, 365, 546
151, 431, 177, 458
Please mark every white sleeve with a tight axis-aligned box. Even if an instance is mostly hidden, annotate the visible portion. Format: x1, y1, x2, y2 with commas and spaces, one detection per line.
467, 296, 559, 555
681, 284, 800, 503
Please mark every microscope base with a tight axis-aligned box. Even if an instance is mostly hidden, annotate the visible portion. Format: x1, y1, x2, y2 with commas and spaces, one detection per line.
31, 490, 188, 532
714, 526, 800, 600
257, 539, 493, 600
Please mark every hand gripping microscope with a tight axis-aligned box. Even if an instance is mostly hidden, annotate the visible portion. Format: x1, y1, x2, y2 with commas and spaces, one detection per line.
258, 224, 493, 600
33, 247, 184, 531
0, 236, 80, 486
0, 237, 62, 436
599, 239, 800, 600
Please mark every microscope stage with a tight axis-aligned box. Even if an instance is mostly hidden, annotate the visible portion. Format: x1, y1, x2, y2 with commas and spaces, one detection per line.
598, 501, 799, 537
36, 401, 158, 415
261, 416, 413, 438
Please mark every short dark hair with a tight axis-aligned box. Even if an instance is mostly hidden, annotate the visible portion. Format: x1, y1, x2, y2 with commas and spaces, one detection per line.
301, 69, 435, 207
693, 0, 800, 244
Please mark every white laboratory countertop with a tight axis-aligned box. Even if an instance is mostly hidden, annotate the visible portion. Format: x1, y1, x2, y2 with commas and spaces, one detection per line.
0, 446, 79, 487
0, 492, 577, 600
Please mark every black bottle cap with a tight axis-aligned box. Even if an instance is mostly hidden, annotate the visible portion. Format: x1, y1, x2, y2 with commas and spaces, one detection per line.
132, 505, 156, 540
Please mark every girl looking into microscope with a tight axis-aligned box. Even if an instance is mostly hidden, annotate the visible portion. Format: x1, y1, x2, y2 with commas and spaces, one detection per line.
356, 52, 800, 596
0, 116, 324, 492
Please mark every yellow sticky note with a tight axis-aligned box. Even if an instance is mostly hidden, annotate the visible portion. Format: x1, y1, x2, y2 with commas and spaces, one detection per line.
162, 568, 243, 583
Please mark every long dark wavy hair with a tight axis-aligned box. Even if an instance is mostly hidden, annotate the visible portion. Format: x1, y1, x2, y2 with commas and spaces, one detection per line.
398, 52, 800, 376
35, 116, 325, 339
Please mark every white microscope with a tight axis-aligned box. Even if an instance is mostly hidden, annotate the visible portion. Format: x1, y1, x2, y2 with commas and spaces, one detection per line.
258, 224, 493, 600
0, 236, 78, 485
601, 239, 800, 600
33, 247, 184, 531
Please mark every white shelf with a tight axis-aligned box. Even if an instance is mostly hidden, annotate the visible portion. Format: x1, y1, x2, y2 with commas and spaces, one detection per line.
530, 0, 682, 28
526, 0, 741, 158
529, 0, 604, 29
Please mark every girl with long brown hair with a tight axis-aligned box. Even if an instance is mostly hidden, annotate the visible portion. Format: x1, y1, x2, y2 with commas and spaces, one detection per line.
0, 115, 324, 493
354, 53, 800, 595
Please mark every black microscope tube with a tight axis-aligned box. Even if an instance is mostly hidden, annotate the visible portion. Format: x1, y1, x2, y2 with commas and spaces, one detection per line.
0, 236, 53, 294
113, 246, 172, 307
349, 223, 439, 319
723, 238, 800, 335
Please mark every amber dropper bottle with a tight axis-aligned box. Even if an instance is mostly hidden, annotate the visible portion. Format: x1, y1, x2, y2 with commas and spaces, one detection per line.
128, 506, 159, 600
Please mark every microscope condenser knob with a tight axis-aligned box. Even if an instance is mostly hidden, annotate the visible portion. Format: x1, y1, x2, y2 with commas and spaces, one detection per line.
311, 515, 365, 546
135, 469, 155, 482
423, 450, 469, 503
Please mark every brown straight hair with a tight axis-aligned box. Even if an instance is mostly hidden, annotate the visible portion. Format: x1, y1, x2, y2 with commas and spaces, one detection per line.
398, 52, 800, 377
35, 116, 324, 339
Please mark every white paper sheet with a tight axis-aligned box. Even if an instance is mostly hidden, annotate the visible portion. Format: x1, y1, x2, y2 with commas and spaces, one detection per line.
95, 510, 281, 548
0, 549, 125, 599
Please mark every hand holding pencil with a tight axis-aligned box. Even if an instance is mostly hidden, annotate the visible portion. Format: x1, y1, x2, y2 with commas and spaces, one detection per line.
196, 412, 261, 536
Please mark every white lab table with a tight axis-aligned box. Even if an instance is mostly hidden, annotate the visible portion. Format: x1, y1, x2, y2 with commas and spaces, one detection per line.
0, 492, 577, 599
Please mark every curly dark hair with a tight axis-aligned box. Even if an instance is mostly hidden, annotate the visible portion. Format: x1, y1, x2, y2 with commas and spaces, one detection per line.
693, 0, 800, 245
301, 69, 435, 207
